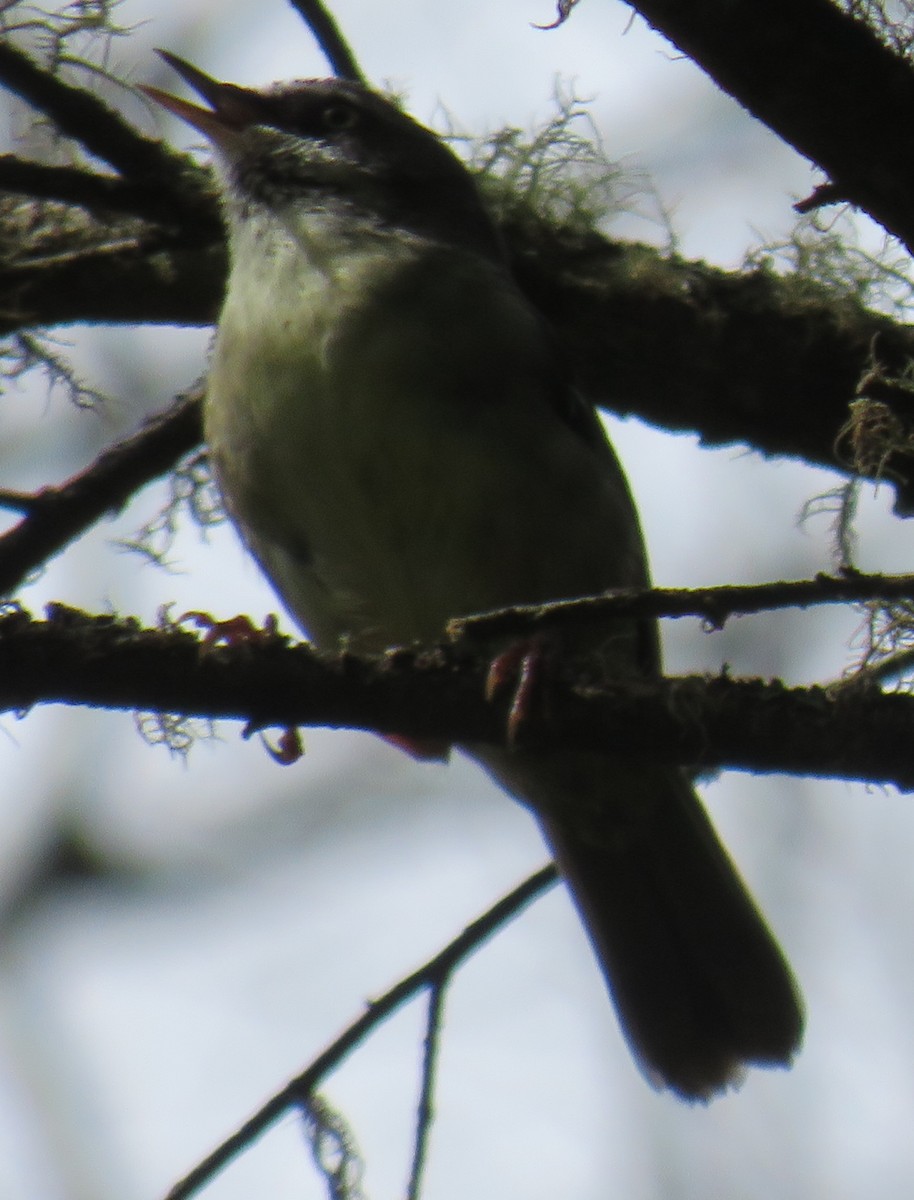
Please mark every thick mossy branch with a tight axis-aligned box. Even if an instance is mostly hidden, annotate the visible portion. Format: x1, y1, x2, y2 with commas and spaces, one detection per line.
507, 225, 914, 509
4, 20, 914, 505
0, 194, 225, 329
0, 37, 180, 179
840, 1, 914, 57
622, 0, 914, 255
4, 604, 914, 790
5, 179, 914, 504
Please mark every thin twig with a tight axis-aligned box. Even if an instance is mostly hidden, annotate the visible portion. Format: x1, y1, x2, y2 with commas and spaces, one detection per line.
287, 0, 366, 82
449, 571, 914, 642
0, 489, 40, 513
406, 982, 447, 1200
851, 643, 914, 686
164, 865, 558, 1200
0, 391, 202, 598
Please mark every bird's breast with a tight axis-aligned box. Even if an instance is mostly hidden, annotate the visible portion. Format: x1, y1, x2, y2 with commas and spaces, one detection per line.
205, 223, 645, 652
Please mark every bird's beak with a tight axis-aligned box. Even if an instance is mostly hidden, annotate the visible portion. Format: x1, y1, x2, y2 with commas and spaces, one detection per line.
140, 50, 263, 143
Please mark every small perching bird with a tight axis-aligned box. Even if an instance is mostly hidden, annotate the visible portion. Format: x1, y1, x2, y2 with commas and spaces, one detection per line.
144, 54, 803, 1101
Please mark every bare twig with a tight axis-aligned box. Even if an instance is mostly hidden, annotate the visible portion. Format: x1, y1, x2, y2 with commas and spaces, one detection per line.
794, 182, 846, 214
406, 983, 446, 1200
165, 865, 558, 1200
287, 0, 365, 82
450, 571, 914, 640
535, 0, 578, 29
0, 391, 202, 597
0, 489, 36, 514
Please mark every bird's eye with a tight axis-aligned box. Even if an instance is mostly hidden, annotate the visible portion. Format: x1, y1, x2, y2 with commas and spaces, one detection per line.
321, 103, 358, 131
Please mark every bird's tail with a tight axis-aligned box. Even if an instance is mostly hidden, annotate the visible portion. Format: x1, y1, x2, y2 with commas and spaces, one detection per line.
471, 748, 804, 1101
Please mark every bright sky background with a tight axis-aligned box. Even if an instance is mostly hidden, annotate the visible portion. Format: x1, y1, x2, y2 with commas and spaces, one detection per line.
4, 2, 914, 1199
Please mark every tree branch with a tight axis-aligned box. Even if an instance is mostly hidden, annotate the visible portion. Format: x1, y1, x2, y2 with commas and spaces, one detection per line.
287, 0, 366, 82
0, 392, 202, 598
0, 198, 226, 330
0, 38, 184, 180
2, 29, 913, 504
5, 603, 914, 789
5, 208, 913, 503
619, 0, 914, 254
0, 153, 221, 228
406, 982, 445, 1200
5, 13, 914, 532
165, 864, 558, 1200
451, 570, 914, 639
509, 225, 914, 512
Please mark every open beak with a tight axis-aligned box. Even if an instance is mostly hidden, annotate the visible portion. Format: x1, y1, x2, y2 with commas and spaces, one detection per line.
140, 51, 262, 142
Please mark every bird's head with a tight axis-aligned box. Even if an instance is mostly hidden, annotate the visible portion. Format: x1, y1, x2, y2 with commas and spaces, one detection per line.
142, 53, 503, 258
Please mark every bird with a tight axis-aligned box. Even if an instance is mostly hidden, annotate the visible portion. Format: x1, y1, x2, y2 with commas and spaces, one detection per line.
143, 53, 804, 1101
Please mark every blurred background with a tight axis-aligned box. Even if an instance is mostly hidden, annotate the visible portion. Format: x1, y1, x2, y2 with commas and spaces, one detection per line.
4, 1, 914, 1197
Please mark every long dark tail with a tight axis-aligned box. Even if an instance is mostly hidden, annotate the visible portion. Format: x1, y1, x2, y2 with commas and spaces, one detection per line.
472, 748, 804, 1101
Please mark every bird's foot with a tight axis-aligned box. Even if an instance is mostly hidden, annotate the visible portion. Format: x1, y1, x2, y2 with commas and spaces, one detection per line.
180, 610, 280, 648
485, 633, 550, 746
